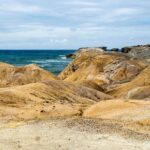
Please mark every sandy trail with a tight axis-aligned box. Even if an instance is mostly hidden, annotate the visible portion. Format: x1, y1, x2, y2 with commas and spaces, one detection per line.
0, 118, 149, 150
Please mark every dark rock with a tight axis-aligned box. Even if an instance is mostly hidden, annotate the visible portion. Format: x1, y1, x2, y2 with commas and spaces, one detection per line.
127, 45, 150, 61
66, 47, 106, 59
111, 48, 119, 52
40, 110, 45, 113
146, 44, 150, 47
66, 54, 75, 59
99, 47, 107, 51
121, 47, 132, 53
72, 64, 78, 72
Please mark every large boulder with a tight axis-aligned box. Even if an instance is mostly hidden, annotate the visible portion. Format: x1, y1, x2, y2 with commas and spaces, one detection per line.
0, 80, 112, 121
0, 62, 57, 87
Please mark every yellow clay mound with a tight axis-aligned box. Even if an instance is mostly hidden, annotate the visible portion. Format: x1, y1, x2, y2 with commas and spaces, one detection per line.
108, 66, 150, 97
0, 62, 57, 87
83, 99, 150, 122
0, 80, 112, 121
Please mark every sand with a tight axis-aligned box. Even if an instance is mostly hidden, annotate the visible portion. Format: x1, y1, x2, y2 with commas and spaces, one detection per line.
0, 118, 149, 150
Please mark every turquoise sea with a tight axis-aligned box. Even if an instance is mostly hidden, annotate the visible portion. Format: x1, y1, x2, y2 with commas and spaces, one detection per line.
0, 50, 75, 75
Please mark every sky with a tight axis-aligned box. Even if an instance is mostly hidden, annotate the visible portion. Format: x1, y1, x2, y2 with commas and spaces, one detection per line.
0, 0, 150, 49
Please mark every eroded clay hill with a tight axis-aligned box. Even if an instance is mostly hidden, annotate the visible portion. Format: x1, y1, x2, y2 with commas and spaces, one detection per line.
108, 66, 150, 98
83, 99, 150, 125
0, 80, 112, 121
0, 62, 57, 87
59, 50, 149, 93
0, 45, 149, 131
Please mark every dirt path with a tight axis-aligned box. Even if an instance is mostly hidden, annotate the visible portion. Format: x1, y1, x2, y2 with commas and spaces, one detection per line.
0, 118, 149, 150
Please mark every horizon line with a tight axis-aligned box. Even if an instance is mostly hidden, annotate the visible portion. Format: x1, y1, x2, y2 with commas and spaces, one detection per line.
0, 49, 77, 51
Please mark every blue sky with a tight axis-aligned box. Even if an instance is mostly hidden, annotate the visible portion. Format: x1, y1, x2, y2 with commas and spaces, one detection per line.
0, 0, 150, 49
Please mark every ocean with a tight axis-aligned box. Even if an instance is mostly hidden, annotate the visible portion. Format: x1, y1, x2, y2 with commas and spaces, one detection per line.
0, 50, 75, 75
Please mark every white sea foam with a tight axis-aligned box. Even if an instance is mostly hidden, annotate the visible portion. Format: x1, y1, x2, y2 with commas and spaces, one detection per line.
61, 56, 67, 60
59, 55, 67, 60
31, 59, 70, 64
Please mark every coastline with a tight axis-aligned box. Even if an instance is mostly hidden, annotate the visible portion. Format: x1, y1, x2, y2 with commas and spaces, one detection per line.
0, 44, 149, 149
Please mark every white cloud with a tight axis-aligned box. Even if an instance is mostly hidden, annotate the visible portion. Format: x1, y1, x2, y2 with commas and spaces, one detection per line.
49, 38, 68, 43
63, 1, 98, 7
0, 1, 61, 17
0, 3, 44, 13
115, 8, 138, 15
0, 0, 149, 49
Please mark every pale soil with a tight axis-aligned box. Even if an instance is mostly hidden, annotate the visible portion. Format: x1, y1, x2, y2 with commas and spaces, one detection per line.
0, 118, 149, 150
83, 100, 150, 122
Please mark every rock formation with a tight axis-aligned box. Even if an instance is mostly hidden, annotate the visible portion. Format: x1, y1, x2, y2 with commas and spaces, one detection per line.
0, 44, 149, 137
110, 48, 119, 52
83, 99, 150, 122
125, 86, 150, 100
66, 47, 105, 59
108, 66, 150, 98
0, 62, 57, 87
59, 50, 148, 92
121, 44, 150, 62
0, 80, 112, 121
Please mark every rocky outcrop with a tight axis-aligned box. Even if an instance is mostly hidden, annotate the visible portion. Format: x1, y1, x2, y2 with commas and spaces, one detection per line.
83, 99, 150, 122
121, 44, 150, 62
66, 47, 106, 59
108, 66, 150, 98
103, 59, 148, 85
66, 53, 76, 59
60, 52, 126, 81
128, 45, 150, 62
0, 62, 57, 87
0, 80, 112, 121
59, 51, 148, 92
125, 86, 150, 100
110, 48, 119, 52
78, 47, 107, 51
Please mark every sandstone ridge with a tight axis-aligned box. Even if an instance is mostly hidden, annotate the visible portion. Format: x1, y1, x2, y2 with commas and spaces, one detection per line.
59, 48, 149, 94
0, 62, 57, 87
